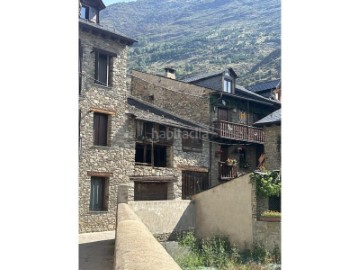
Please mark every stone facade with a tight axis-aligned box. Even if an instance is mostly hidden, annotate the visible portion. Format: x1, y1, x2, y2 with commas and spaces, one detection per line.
79, 24, 136, 232
130, 70, 214, 125
79, 32, 211, 232
129, 127, 210, 201
263, 124, 281, 170
251, 181, 280, 252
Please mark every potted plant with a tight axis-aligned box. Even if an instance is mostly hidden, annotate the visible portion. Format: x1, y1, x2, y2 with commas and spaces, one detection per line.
226, 158, 236, 166
259, 210, 281, 222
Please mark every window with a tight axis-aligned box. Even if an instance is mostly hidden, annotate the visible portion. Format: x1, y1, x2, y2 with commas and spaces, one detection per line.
95, 51, 113, 86
223, 79, 232, 93
182, 132, 203, 152
79, 40, 82, 95
93, 113, 108, 146
269, 196, 281, 212
135, 143, 169, 167
90, 177, 108, 211
136, 121, 173, 143
80, 5, 90, 19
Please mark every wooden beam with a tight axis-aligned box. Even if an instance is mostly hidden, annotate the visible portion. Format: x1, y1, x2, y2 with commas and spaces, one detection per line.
90, 107, 116, 115
87, 171, 113, 177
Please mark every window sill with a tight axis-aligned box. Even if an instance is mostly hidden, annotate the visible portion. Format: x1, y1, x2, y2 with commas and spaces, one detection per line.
91, 145, 111, 150
135, 163, 173, 169
89, 210, 108, 214
94, 81, 113, 90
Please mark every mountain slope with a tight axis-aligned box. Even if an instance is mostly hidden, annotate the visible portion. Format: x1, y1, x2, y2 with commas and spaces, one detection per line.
101, 0, 281, 85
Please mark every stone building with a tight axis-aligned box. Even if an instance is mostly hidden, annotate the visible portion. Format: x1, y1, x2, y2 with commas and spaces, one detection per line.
126, 96, 214, 201
130, 68, 281, 187
254, 108, 281, 171
253, 109, 282, 217
78, 0, 137, 233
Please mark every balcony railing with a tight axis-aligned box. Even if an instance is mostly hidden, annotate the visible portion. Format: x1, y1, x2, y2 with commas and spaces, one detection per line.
218, 162, 238, 181
215, 120, 264, 143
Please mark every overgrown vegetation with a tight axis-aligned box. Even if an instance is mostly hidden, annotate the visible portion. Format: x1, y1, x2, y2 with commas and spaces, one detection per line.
176, 232, 280, 270
250, 169, 281, 198
260, 210, 281, 218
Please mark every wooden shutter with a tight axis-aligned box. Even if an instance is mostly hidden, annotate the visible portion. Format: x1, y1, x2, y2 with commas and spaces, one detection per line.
218, 108, 229, 121
94, 113, 108, 146
98, 53, 108, 85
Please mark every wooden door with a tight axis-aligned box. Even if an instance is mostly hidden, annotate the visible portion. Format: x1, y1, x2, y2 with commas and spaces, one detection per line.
182, 171, 209, 199
134, 182, 168, 201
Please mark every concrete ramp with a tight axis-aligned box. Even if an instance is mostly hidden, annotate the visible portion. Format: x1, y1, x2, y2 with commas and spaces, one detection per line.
115, 203, 181, 270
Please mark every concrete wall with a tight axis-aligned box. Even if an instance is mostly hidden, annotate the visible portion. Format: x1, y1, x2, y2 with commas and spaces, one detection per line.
115, 203, 181, 270
128, 200, 195, 241
192, 174, 254, 250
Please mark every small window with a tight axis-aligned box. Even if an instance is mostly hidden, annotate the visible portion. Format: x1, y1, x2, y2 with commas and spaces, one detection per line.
269, 196, 281, 212
223, 79, 232, 93
93, 113, 109, 146
135, 143, 169, 167
80, 5, 90, 19
95, 52, 112, 86
90, 177, 108, 211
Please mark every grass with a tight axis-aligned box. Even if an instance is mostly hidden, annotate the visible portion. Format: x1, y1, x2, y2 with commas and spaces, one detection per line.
175, 232, 280, 270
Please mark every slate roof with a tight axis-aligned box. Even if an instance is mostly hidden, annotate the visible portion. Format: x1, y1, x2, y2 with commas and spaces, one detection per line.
181, 71, 224, 83
181, 68, 238, 83
127, 96, 215, 134
248, 79, 281, 93
235, 85, 281, 106
254, 109, 281, 126
79, 19, 137, 45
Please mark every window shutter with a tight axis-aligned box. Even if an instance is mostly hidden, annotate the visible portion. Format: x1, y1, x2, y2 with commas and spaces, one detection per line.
94, 113, 108, 146
98, 114, 108, 146
95, 52, 99, 82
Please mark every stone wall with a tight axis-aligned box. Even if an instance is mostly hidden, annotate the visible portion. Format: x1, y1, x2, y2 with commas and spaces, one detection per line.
79, 38, 211, 232
251, 180, 280, 252
79, 30, 135, 233
263, 124, 281, 170
130, 70, 214, 125
253, 221, 281, 252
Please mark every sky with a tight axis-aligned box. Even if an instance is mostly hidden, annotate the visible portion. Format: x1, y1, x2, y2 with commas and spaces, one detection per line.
102, 0, 136, 6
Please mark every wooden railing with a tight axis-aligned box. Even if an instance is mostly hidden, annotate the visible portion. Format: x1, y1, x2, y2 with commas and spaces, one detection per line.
218, 162, 238, 181
215, 120, 264, 143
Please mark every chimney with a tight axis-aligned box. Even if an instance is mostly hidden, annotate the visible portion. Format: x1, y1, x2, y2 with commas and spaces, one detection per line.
164, 67, 176, 79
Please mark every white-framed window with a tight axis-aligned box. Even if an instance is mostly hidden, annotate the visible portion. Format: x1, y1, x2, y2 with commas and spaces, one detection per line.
223, 79, 232, 93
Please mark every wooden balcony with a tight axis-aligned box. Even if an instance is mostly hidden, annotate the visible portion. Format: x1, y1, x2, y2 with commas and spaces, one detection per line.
218, 162, 238, 181
215, 120, 264, 143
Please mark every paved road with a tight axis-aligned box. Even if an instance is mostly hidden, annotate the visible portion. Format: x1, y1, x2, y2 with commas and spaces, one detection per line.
79, 231, 115, 270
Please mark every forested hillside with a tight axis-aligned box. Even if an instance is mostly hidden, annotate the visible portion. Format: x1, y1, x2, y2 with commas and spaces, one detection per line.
101, 0, 281, 85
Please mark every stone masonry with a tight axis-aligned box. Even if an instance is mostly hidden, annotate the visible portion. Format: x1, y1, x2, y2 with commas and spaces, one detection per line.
79, 25, 135, 232
263, 125, 281, 170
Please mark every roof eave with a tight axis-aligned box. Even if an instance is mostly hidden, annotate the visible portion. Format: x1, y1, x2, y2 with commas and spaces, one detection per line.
79, 20, 137, 45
